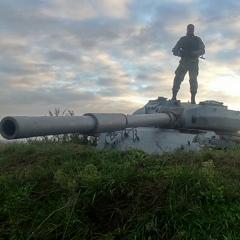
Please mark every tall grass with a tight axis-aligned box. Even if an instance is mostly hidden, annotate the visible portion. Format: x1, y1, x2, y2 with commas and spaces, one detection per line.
1, 142, 240, 239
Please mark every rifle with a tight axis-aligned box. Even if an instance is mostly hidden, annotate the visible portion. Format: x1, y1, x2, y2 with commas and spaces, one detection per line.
173, 49, 205, 60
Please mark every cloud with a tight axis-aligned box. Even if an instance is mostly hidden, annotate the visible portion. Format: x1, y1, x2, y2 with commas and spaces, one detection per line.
0, 0, 240, 140
24, 0, 134, 21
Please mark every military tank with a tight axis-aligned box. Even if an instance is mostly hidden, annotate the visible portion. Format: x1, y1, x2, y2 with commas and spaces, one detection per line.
1, 97, 240, 154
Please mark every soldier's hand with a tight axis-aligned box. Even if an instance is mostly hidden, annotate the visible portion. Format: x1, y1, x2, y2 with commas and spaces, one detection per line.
172, 48, 180, 56
191, 51, 199, 57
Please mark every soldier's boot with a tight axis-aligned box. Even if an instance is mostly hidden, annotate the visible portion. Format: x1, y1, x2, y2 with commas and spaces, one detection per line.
191, 91, 197, 104
171, 90, 178, 100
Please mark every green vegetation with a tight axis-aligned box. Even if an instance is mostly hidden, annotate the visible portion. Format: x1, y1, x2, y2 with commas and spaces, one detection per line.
1, 141, 240, 239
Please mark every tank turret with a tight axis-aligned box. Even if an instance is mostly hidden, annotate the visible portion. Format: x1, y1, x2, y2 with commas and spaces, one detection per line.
1, 97, 240, 154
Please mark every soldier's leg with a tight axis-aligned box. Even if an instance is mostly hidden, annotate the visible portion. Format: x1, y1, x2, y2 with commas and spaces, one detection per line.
189, 61, 199, 104
172, 62, 188, 100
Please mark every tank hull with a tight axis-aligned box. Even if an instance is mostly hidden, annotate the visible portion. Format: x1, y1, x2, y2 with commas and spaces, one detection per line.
98, 127, 217, 154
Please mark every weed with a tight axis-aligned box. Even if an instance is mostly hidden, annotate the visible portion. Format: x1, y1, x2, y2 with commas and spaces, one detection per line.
1, 142, 240, 239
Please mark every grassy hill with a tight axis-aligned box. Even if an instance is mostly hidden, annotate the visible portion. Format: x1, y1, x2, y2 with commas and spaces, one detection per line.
1, 141, 240, 239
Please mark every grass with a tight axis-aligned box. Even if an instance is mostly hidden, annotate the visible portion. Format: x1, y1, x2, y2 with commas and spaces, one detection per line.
1, 141, 240, 239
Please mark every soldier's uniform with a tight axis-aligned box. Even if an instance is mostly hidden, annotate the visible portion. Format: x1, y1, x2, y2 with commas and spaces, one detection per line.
172, 34, 205, 103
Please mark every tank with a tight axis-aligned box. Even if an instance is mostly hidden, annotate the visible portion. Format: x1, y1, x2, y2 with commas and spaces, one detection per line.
1, 96, 240, 154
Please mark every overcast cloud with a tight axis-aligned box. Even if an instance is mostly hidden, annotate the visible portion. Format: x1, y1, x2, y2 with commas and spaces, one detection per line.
0, 0, 240, 126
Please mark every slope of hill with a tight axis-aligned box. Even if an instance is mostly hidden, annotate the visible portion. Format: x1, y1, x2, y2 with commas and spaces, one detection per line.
1, 142, 240, 239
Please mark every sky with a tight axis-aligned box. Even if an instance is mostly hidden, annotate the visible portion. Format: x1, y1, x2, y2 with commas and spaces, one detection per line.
0, 0, 240, 125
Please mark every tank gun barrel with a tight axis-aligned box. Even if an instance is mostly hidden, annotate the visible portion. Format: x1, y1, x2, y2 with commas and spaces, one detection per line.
0, 112, 176, 140
2, 96, 240, 154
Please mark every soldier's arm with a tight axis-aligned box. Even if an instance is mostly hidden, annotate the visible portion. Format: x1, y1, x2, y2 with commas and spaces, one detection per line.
172, 37, 183, 56
196, 37, 205, 56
